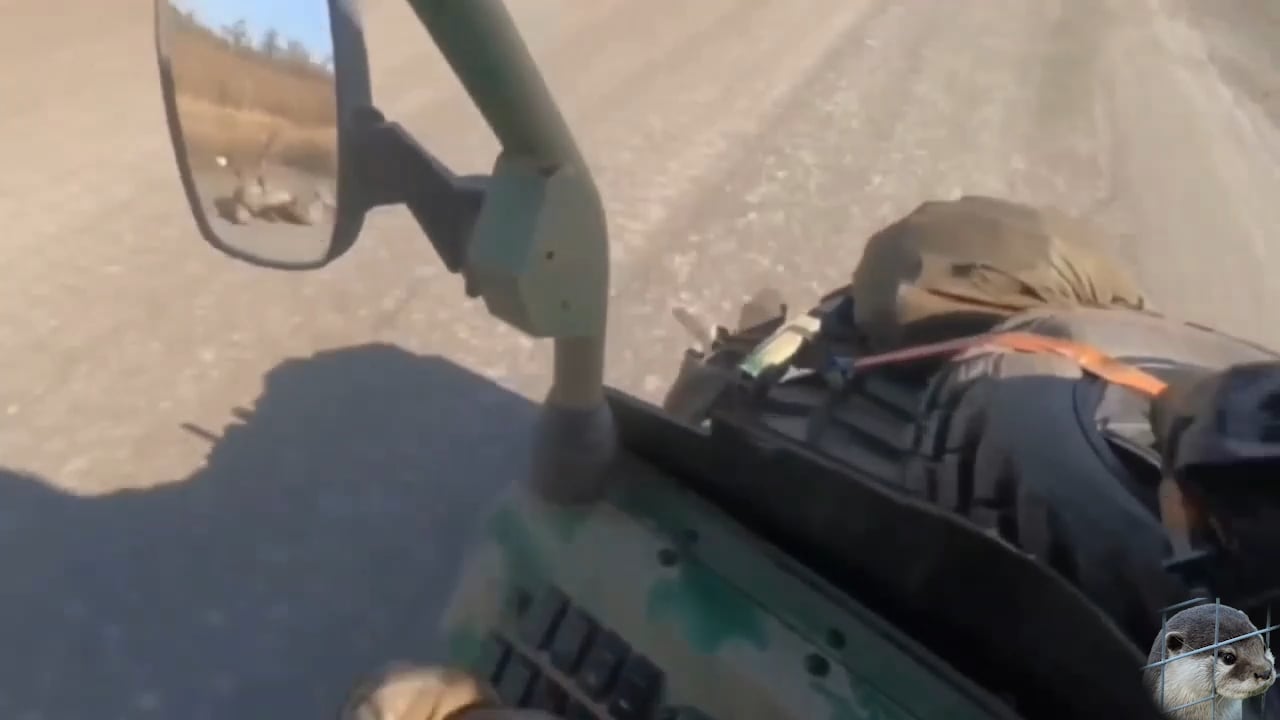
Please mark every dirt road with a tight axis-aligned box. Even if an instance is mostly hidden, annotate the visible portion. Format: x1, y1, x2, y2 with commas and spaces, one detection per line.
1, 1, 1278, 718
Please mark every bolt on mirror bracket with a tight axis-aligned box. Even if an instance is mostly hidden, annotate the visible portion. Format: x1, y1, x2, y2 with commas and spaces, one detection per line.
346, 105, 487, 278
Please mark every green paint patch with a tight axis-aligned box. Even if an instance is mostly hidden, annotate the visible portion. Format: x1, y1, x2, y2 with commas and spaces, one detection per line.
488, 504, 547, 581
646, 558, 769, 654
444, 625, 486, 668
543, 506, 591, 545
487, 500, 591, 583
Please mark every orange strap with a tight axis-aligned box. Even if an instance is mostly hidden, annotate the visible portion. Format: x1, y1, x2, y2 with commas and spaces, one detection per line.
850, 330, 1169, 397
982, 332, 1169, 397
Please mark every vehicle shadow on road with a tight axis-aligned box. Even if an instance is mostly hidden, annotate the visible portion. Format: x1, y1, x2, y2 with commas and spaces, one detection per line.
0, 343, 536, 720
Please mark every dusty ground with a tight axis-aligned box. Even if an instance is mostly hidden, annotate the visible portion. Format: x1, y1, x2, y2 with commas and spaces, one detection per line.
1, 0, 1279, 718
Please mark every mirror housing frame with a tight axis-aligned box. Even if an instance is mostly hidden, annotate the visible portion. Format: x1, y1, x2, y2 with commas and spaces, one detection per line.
153, 0, 374, 270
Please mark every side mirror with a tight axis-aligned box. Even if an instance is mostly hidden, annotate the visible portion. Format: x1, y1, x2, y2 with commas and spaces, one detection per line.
154, 0, 372, 268
157, 0, 617, 500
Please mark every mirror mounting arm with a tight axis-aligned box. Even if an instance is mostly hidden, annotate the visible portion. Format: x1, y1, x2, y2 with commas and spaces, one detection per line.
347, 105, 486, 278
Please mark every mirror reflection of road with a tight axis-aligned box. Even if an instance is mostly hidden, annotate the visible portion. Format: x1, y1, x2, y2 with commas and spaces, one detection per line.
195, 163, 336, 263
2, 0, 1280, 717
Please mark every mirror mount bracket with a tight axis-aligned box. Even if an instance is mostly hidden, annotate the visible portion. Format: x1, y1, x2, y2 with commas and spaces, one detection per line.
346, 104, 486, 278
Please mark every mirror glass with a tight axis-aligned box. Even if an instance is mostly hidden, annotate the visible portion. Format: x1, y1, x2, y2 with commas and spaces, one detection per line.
159, 0, 340, 265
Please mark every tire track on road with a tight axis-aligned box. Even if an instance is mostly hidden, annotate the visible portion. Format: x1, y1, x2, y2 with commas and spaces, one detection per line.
1100, 0, 1280, 347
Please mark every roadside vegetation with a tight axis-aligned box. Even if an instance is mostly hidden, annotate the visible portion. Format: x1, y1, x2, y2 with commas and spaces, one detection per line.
166, 4, 337, 175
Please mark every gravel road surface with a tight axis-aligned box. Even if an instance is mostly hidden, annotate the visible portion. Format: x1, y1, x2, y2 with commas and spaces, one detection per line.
1, 0, 1278, 717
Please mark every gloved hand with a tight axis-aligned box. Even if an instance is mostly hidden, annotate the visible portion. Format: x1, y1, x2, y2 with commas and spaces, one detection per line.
341, 663, 558, 720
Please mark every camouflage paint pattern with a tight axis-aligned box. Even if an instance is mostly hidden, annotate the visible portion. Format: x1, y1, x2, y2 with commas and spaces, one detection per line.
441, 453, 1017, 719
